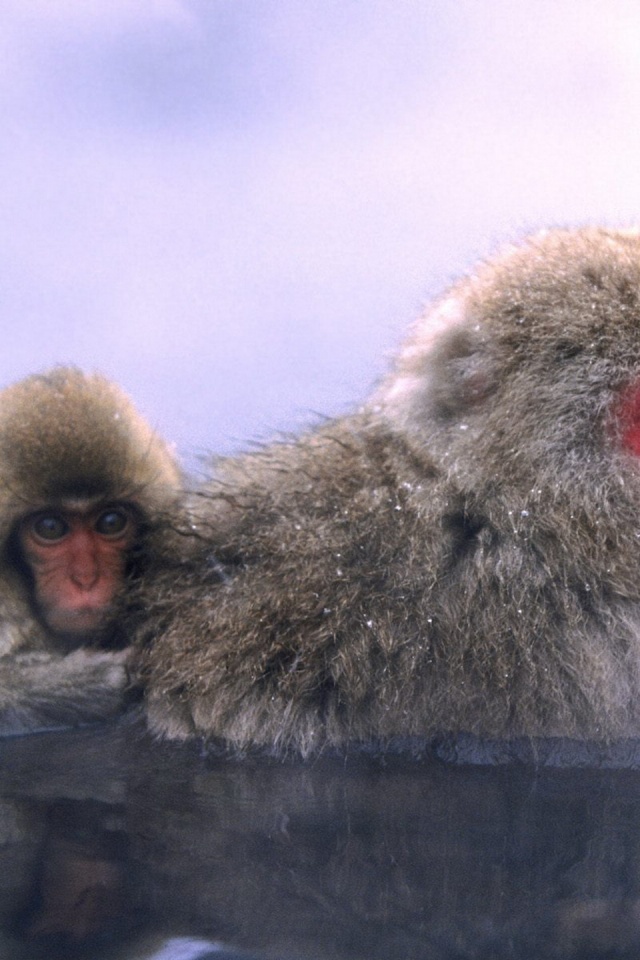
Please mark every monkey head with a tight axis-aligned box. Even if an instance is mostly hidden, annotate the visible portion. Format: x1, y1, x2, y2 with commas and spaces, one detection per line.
377, 228, 640, 496
0, 367, 181, 649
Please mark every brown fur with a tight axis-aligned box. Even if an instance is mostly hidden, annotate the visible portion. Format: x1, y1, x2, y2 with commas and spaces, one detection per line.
0, 367, 181, 733
135, 227, 640, 754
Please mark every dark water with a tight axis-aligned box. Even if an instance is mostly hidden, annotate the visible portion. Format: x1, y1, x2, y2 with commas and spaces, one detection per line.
2, 718, 640, 960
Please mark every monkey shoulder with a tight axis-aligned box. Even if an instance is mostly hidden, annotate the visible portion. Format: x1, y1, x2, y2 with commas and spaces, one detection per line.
185, 416, 446, 578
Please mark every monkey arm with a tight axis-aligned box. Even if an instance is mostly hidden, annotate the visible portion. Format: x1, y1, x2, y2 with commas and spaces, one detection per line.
0, 649, 132, 736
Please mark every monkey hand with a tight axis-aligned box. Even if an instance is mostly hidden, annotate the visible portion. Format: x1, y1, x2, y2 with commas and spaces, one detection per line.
0, 648, 133, 736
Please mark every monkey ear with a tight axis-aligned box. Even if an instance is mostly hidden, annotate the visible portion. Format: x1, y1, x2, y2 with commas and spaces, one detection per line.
376, 293, 496, 438
425, 320, 495, 422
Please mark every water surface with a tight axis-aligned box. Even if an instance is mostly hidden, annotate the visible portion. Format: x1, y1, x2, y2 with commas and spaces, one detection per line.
1, 718, 640, 959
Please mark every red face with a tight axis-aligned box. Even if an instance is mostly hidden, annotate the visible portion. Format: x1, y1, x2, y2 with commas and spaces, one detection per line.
617, 382, 640, 457
18, 503, 138, 639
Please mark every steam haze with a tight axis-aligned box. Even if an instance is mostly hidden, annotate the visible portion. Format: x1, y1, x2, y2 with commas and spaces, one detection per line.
1, 1, 639, 469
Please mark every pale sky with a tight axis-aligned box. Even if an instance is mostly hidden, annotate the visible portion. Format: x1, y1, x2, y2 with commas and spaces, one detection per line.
2, 0, 640, 469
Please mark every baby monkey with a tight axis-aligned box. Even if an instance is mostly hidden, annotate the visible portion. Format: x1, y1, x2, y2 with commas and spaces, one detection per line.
0, 368, 180, 733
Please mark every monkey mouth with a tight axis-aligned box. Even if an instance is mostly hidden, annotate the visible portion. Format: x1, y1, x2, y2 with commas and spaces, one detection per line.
40, 603, 114, 638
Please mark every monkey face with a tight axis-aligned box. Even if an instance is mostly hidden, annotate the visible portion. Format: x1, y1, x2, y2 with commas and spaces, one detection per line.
17, 503, 138, 640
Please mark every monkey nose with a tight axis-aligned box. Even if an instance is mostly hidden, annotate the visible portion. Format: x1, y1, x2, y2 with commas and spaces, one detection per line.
69, 560, 100, 589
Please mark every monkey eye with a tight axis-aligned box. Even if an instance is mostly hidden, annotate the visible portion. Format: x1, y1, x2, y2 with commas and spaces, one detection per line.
30, 514, 69, 543
94, 508, 130, 539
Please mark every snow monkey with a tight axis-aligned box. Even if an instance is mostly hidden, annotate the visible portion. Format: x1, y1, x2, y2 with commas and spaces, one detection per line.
0, 367, 181, 734
132, 226, 640, 756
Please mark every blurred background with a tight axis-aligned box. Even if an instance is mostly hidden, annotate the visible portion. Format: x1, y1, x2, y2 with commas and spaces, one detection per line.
2, 0, 640, 471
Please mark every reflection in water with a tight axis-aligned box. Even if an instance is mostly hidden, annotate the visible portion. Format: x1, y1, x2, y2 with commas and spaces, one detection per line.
20, 800, 128, 942
2, 718, 640, 958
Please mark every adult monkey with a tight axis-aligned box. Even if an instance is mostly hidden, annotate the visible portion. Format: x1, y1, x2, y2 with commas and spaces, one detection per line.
135, 226, 640, 756
0, 367, 180, 734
